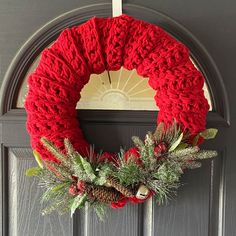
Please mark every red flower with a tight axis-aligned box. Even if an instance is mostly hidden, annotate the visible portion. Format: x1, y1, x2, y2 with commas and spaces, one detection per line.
197, 136, 204, 145
111, 197, 127, 209
100, 152, 118, 164
154, 142, 167, 157
124, 147, 142, 165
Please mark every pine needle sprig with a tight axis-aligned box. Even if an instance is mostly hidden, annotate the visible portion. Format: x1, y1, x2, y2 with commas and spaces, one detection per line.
161, 122, 182, 147
37, 168, 74, 215
64, 138, 75, 156
182, 161, 202, 169
42, 194, 74, 215
42, 182, 71, 204
147, 179, 180, 205
90, 201, 108, 221
114, 157, 143, 187
25, 122, 218, 220
154, 122, 165, 141
41, 137, 70, 167
140, 133, 157, 170
168, 146, 200, 159
44, 161, 73, 180
195, 150, 218, 160
168, 147, 217, 161
132, 136, 144, 148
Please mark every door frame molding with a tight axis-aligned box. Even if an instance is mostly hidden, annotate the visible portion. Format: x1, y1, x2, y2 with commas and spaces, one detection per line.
0, 3, 230, 126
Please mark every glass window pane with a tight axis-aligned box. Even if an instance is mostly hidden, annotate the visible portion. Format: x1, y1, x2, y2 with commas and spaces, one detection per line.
16, 55, 212, 111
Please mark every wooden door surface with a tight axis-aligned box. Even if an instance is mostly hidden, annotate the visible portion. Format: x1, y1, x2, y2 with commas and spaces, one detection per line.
0, 1, 235, 236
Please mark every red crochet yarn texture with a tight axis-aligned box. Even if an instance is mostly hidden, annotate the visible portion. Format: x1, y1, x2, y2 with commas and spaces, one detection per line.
25, 14, 209, 161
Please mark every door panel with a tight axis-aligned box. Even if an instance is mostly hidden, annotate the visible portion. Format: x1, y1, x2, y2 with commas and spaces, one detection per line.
0, 117, 227, 236
7, 148, 73, 236
153, 147, 226, 236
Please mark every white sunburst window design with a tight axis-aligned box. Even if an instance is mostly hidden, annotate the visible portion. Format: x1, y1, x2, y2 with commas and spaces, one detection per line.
77, 67, 157, 110
17, 60, 212, 111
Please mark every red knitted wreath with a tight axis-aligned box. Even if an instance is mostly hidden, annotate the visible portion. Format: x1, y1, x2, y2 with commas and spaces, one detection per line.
24, 15, 218, 218
25, 14, 209, 161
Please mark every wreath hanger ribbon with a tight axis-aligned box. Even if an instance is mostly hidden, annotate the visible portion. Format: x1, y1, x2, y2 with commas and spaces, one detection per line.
112, 0, 123, 17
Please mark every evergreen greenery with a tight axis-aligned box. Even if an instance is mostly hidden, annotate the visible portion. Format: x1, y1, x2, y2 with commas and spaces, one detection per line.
26, 122, 218, 220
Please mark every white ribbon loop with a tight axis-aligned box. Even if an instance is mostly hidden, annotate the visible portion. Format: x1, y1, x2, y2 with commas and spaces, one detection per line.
112, 0, 122, 17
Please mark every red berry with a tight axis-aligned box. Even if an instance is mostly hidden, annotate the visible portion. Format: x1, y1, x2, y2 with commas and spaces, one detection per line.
154, 142, 167, 156
124, 147, 142, 165
77, 181, 86, 193
111, 197, 127, 209
100, 152, 118, 165
69, 184, 78, 196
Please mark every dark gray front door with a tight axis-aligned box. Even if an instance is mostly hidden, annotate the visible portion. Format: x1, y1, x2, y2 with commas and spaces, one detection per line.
0, 1, 235, 236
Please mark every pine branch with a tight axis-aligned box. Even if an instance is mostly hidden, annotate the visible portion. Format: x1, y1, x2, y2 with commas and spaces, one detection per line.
64, 138, 75, 156
154, 162, 183, 183
195, 150, 218, 160
45, 161, 73, 180
114, 158, 143, 186
38, 168, 62, 187
91, 202, 108, 221
154, 122, 165, 142
150, 180, 179, 205
25, 123, 218, 220
182, 161, 202, 169
163, 121, 182, 145
42, 194, 73, 215
41, 137, 70, 168
132, 136, 144, 148
168, 146, 200, 158
41, 182, 70, 203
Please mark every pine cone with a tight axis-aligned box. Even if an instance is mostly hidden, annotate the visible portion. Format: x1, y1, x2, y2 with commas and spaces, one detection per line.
106, 176, 134, 197
85, 183, 121, 204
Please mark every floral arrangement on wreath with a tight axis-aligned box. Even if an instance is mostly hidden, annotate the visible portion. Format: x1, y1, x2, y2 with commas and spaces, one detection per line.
25, 14, 218, 220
